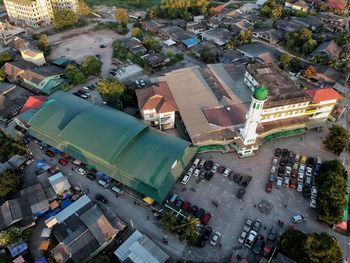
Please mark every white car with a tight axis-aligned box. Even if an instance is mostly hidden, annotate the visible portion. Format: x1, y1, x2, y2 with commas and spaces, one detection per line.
181, 174, 191, 184
223, 168, 231, 177
245, 230, 257, 248
187, 166, 195, 176
283, 177, 290, 187
135, 80, 140, 86
310, 197, 317, 209
82, 87, 90, 92
211, 164, 219, 173
210, 231, 222, 246
297, 182, 303, 192
193, 168, 200, 177
316, 156, 322, 164
272, 157, 279, 166
238, 231, 248, 244
297, 172, 304, 182
139, 79, 146, 87
75, 167, 86, 175
298, 164, 305, 173
276, 177, 283, 188
311, 186, 317, 197
291, 214, 305, 223
270, 165, 277, 174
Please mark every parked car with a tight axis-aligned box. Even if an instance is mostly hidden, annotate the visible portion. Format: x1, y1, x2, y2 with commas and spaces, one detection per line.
204, 160, 213, 171
86, 173, 96, 180
283, 177, 290, 187
297, 182, 303, 192
223, 168, 231, 177
100, 43, 107, 48
187, 166, 195, 176
243, 218, 253, 232
211, 164, 219, 173
139, 79, 146, 87
169, 193, 177, 203
268, 226, 277, 241
175, 199, 184, 208
272, 157, 279, 166
201, 226, 213, 241
238, 231, 248, 244
275, 148, 281, 157
276, 177, 283, 188
282, 148, 289, 158
245, 230, 257, 248
192, 158, 200, 167
195, 208, 205, 219
252, 219, 262, 232
305, 176, 312, 186
58, 159, 68, 166
265, 181, 273, 193
75, 167, 86, 175
307, 157, 315, 168
290, 179, 297, 189
291, 214, 305, 224
97, 179, 109, 188
204, 171, 214, 181
210, 232, 222, 246
311, 186, 317, 197
193, 169, 200, 177
268, 173, 275, 182
45, 149, 55, 158
181, 174, 191, 184
190, 205, 198, 215
303, 185, 311, 198
300, 155, 307, 164
234, 174, 243, 184
297, 172, 304, 182
95, 194, 107, 203
111, 186, 123, 194
270, 165, 277, 175
218, 165, 225, 174
310, 197, 317, 209
182, 201, 191, 211
237, 188, 246, 199
294, 154, 300, 162
202, 213, 211, 225
253, 238, 265, 254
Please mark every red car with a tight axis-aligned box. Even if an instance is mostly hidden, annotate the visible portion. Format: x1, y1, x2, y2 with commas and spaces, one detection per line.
58, 159, 68, 166
290, 179, 297, 189
265, 181, 273, 193
45, 150, 55, 158
218, 165, 225, 174
182, 201, 191, 211
202, 213, 211, 225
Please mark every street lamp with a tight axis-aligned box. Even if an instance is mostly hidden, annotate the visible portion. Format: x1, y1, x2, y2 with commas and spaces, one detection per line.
184, 249, 191, 263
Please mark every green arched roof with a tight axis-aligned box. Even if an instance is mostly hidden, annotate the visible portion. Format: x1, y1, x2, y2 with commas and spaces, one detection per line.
253, 86, 268, 101
27, 91, 196, 202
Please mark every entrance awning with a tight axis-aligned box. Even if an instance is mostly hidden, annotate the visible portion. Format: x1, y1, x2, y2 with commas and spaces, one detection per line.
143, 196, 155, 205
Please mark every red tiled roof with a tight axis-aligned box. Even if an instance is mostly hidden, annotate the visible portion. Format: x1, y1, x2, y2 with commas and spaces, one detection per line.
326, 0, 346, 10
20, 96, 47, 114
135, 82, 178, 113
305, 87, 343, 102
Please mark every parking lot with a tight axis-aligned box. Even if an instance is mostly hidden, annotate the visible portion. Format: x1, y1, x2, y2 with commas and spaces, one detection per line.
171, 130, 347, 262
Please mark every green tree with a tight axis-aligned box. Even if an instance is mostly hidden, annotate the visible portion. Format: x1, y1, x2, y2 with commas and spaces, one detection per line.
38, 34, 51, 56
334, 31, 350, 47
131, 27, 143, 39
279, 53, 292, 69
54, 9, 78, 29
279, 229, 307, 261
142, 36, 162, 52
323, 125, 349, 155
0, 130, 27, 161
159, 211, 178, 232
0, 52, 12, 67
316, 160, 347, 225
199, 47, 217, 63
271, 5, 282, 19
97, 79, 125, 105
304, 232, 343, 263
77, 0, 90, 16
0, 69, 6, 82
0, 227, 23, 246
175, 216, 200, 245
115, 8, 128, 24
290, 57, 302, 72
65, 64, 86, 85
0, 171, 22, 199
259, 5, 271, 17
80, 56, 103, 76
112, 41, 129, 61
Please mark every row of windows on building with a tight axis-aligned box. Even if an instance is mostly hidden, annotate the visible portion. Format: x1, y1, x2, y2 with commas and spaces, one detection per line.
262, 102, 309, 113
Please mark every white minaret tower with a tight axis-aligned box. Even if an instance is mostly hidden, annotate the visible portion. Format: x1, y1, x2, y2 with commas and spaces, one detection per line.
241, 86, 268, 145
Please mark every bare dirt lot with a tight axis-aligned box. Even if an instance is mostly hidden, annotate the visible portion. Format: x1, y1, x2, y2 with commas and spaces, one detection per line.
49, 28, 120, 77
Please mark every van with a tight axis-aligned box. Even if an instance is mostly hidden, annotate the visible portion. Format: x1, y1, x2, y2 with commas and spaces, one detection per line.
193, 158, 200, 167
199, 159, 206, 168
111, 186, 123, 194
169, 193, 177, 203
97, 179, 109, 188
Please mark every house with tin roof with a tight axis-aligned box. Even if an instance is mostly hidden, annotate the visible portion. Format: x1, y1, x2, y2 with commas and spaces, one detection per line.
311, 40, 342, 60
284, 0, 309, 11
21, 65, 67, 94
20, 47, 46, 66
136, 81, 178, 130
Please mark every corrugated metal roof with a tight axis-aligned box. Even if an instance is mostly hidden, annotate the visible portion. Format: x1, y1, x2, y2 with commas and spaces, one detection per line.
48, 172, 71, 195
55, 195, 91, 223
26, 92, 195, 202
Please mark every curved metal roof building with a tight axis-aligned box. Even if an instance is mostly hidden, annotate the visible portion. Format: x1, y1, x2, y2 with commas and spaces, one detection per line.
25, 91, 196, 202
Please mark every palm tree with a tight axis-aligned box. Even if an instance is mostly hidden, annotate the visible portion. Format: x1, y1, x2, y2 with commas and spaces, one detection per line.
175, 216, 200, 245
159, 211, 178, 233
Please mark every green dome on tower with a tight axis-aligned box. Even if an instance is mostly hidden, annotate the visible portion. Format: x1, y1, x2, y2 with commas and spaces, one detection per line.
253, 86, 268, 101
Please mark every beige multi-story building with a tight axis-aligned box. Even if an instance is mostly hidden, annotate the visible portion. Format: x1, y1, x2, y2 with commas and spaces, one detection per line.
3, 0, 77, 27
51, 0, 77, 12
